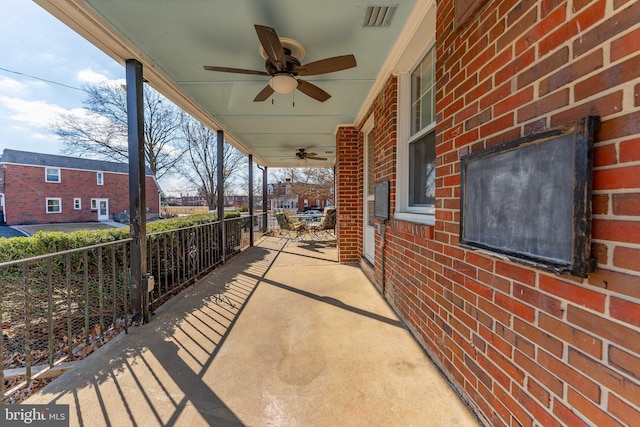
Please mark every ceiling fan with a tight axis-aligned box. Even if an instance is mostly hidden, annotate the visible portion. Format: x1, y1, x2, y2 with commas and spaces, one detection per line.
295, 148, 327, 161
204, 25, 357, 102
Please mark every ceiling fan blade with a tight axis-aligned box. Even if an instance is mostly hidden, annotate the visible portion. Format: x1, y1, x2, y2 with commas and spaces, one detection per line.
308, 156, 328, 161
204, 65, 270, 76
295, 54, 357, 76
253, 85, 275, 102
296, 79, 331, 102
254, 25, 286, 71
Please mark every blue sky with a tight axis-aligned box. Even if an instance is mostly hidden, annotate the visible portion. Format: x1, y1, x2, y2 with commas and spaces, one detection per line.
0, 2, 278, 195
0, 0, 123, 155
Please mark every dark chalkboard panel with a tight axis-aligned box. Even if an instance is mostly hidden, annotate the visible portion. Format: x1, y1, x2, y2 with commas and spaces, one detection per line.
460, 116, 599, 277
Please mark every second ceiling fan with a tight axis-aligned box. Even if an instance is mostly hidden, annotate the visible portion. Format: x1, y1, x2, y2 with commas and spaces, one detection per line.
204, 25, 357, 102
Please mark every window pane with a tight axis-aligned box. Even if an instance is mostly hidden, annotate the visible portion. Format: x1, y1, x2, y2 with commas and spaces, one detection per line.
46, 168, 59, 182
409, 131, 436, 207
421, 89, 433, 130
47, 199, 61, 213
411, 47, 436, 135
419, 56, 434, 98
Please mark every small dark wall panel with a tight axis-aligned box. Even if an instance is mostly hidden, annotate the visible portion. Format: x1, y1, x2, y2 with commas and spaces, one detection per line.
460, 116, 599, 277
375, 180, 390, 220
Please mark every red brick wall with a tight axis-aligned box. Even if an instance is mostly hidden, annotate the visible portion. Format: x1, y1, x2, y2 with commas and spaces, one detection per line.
337, 0, 640, 425
3, 164, 160, 225
335, 126, 362, 263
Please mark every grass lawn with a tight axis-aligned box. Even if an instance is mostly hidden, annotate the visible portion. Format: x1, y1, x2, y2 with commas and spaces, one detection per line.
15, 222, 124, 235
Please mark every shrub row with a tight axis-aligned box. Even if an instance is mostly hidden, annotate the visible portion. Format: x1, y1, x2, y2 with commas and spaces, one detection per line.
0, 212, 240, 263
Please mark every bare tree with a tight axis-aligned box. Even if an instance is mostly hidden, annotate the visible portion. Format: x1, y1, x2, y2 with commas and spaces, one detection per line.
302, 167, 335, 204
180, 117, 247, 209
270, 167, 334, 205
51, 82, 185, 179
235, 162, 266, 210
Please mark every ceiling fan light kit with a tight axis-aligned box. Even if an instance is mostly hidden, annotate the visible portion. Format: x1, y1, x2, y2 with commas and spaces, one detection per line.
203, 24, 357, 102
269, 74, 298, 94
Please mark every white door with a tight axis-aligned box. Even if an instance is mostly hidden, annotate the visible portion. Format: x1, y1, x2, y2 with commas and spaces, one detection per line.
97, 199, 109, 221
363, 127, 375, 263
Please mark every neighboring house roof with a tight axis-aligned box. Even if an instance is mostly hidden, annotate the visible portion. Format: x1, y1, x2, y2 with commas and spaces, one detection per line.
0, 149, 155, 176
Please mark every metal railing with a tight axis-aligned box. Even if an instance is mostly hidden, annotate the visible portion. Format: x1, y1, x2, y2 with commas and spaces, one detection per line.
0, 239, 132, 399
147, 221, 221, 309
1, 215, 266, 400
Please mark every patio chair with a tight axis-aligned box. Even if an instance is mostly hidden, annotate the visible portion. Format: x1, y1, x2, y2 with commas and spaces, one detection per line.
275, 211, 306, 239
309, 207, 336, 240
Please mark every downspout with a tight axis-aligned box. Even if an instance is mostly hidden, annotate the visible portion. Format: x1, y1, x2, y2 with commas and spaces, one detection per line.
380, 220, 387, 296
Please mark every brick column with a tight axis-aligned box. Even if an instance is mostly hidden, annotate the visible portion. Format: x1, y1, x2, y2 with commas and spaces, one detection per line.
335, 126, 362, 263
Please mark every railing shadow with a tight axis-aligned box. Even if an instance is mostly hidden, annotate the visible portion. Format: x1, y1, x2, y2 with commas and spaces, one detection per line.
1, 217, 266, 401
27, 240, 284, 426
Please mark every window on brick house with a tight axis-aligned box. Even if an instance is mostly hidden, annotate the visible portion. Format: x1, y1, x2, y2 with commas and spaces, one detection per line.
46, 198, 62, 213
45, 168, 61, 183
396, 42, 436, 224
97, 172, 104, 185
74, 198, 81, 210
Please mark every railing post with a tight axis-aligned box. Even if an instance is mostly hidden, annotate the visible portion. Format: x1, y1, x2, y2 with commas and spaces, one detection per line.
23, 264, 31, 386
248, 154, 254, 246
126, 59, 148, 324
47, 259, 54, 368
217, 130, 226, 262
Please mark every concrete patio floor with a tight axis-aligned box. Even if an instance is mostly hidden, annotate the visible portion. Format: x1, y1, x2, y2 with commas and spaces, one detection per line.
25, 236, 479, 426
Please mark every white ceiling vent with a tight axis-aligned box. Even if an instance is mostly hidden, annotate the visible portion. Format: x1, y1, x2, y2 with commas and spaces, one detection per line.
362, 5, 397, 27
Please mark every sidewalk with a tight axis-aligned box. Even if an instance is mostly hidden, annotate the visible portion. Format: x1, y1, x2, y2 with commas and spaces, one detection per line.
25, 237, 479, 426
0, 226, 28, 238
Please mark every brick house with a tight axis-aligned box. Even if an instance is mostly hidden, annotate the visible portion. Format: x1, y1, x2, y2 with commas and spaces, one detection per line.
334, 1, 640, 425
181, 195, 207, 206
268, 181, 332, 212
0, 149, 161, 225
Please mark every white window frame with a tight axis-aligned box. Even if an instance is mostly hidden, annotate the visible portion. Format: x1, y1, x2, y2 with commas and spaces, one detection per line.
46, 197, 62, 214
45, 167, 61, 183
395, 38, 437, 226
74, 198, 82, 210
97, 172, 104, 185
91, 198, 98, 210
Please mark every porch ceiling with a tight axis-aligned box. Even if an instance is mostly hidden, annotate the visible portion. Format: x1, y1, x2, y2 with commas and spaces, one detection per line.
34, 0, 424, 168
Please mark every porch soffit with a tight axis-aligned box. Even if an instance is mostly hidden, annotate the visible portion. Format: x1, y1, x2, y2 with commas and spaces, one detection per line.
34, 0, 434, 168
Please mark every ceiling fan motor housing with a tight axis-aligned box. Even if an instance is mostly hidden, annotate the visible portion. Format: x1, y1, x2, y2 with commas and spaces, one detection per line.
265, 50, 301, 75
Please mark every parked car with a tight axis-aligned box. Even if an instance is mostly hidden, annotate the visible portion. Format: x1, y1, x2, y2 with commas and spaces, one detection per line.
298, 210, 322, 216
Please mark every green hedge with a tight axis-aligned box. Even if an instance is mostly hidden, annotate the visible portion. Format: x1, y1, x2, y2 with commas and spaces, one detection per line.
0, 212, 240, 263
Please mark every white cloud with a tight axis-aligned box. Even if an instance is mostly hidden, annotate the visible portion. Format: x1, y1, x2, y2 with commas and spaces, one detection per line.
77, 69, 110, 84
0, 97, 60, 127
0, 96, 87, 128
0, 76, 26, 95
158, 175, 196, 196
77, 69, 124, 86
0, 75, 41, 97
